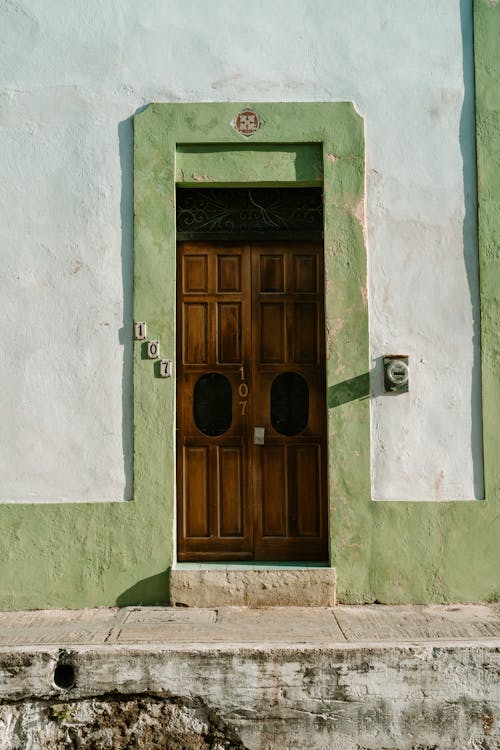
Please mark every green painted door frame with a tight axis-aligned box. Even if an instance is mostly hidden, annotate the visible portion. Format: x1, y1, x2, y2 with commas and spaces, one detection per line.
133, 102, 368, 577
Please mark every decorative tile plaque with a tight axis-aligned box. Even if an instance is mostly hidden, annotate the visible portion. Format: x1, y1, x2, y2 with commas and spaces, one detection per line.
231, 108, 262, 138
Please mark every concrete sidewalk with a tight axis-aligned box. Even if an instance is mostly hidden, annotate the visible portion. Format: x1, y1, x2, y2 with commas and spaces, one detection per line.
1, 604, 500, 749
1, 602, 500, 647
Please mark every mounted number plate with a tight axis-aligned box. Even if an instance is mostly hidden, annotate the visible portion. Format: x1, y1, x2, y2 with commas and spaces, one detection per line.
134, 321, 147, 340
159, 359, 172, 378
147, 341, 160, 359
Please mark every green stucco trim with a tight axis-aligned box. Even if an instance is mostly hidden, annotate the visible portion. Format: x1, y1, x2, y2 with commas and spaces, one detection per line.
334, 0, 500, 604
176, 143, 323, 186
474, 0, 500, 505
134, 100, 368, 584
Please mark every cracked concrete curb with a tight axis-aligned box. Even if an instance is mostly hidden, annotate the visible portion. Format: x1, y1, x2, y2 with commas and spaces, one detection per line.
1, 642, 500, 749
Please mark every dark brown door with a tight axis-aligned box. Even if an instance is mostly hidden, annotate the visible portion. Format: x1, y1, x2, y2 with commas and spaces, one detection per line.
177, 241, 327, 561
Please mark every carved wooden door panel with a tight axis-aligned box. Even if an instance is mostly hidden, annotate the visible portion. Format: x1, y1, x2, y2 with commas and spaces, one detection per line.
250, 243, 328, 560
177, 241, 327, 561
176, 242, 252, 560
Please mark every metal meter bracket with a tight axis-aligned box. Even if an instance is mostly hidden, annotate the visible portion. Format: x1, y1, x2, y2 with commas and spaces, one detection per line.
383, 355, 409, 393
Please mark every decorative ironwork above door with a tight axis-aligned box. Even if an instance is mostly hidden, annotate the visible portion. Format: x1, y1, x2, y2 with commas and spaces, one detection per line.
176, 188, 323, 241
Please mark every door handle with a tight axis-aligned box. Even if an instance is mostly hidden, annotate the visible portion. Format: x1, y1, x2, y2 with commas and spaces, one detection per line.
254, 427, 265, 445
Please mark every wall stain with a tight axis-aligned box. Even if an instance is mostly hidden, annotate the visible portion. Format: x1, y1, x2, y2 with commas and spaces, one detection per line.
482, 707, 494, 735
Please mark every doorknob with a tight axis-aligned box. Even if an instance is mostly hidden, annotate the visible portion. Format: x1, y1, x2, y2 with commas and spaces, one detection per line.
254, 427, 265, 445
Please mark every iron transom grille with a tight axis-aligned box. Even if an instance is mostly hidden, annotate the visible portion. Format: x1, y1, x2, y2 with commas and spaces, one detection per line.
176, 188, 323, 240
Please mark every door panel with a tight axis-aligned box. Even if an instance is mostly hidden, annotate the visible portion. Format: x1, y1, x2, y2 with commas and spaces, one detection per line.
260, 304, 286, 362
217, 302, 242, 362
177, 242, 252, 560
251, 242, 328, 560
292, 444, 321, 536
293, 303, 318, 363
183, 303, 208, 364
261, 445, 287, 537
219, 446, 244, 537
183, 446, 210, 538
177, 240, 327, 561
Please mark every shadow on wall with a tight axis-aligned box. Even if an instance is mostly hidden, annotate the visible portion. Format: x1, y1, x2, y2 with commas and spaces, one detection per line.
328, 356, 421, 407
118, 116, 134, 501
116, 570, 170, 607
328, 372, 370, 408
117, 107, 148, 500
460, 0, 484, 499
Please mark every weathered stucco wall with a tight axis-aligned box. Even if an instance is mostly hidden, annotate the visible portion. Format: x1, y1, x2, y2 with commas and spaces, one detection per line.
0, 0, 498, 608
0, 0, 479, 503
1, 643, 499, 749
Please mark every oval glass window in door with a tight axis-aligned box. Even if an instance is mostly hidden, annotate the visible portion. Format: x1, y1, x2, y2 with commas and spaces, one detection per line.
193, 373, 232, 436
271, 372, 309, 436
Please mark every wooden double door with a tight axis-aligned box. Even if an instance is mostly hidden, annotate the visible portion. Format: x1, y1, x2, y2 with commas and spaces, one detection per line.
176, 240, 328, 561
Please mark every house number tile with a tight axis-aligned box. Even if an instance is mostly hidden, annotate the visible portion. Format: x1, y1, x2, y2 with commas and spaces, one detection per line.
147, 340, 160, 359
134, 321, 147, 340
160, 359, 172, 378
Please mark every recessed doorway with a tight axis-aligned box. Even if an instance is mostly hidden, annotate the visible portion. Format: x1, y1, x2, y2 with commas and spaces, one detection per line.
176, 188, 327, 561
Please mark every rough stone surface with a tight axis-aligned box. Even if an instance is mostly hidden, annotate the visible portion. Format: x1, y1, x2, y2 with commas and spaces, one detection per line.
0, 608, 120, 646
0, 696, 248, 749
118, 606, 345, 644
169, 569, 337, 607
0, 644, 499, 749
0, 605, 500, 748
2, 604, 500, 649
334, 603, 500, 641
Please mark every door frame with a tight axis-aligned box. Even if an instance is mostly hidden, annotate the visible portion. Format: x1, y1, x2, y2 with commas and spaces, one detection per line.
134, 102, 368, 578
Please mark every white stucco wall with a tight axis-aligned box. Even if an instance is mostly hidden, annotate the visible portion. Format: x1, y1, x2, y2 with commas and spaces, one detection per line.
0, 0, 482, 502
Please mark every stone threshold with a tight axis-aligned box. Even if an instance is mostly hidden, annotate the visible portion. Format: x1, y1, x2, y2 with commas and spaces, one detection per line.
169, 564, 336, 607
